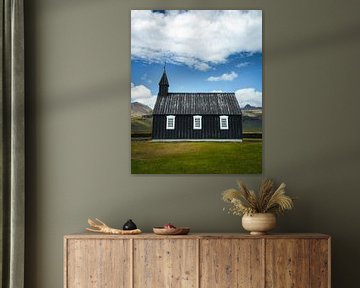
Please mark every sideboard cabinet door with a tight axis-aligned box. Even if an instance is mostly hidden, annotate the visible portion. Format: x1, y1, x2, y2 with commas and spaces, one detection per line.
134, 239, 198, 288
66, 239, 131, 288
200, 239, 264, 288
265, 239, 329, 288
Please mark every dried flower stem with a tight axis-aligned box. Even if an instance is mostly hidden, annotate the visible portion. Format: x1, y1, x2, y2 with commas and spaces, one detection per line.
222, 179, 294, 216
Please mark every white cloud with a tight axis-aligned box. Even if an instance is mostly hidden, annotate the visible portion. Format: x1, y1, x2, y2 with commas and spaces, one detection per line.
236, 61, 250, 68
211, 90, 223, 93
131, 83, 152, 101
207, 71, 238, 82
235, 88, 262, 108
131, 10, 262, 70
136, 96, 157, 109
131, 83, 157, 108
193, 62, 211, 71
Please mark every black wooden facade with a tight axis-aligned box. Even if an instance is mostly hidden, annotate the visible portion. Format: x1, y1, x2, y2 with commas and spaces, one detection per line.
152, 70, 243, 141
152, 115, 242, 140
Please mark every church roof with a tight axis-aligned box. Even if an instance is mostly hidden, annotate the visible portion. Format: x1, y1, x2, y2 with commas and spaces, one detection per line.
159, 71, 169, 86
153, 92, 242, 115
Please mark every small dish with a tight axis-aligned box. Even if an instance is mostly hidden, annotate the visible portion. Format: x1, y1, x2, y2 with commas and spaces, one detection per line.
153, 227, 190, 235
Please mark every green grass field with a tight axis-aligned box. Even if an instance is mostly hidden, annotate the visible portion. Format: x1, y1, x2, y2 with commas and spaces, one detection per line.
131, 141, 262, 174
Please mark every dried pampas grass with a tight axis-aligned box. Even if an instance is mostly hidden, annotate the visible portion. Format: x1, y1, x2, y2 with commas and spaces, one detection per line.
222, 179, 295, 216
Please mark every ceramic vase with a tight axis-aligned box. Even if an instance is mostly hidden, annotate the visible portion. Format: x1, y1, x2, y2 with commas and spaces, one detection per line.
242, 213, 276, 235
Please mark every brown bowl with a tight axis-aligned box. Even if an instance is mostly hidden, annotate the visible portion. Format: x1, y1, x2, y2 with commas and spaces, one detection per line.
153, 227, 190, 235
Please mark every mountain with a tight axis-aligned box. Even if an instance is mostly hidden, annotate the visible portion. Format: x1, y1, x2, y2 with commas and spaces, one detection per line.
241, 105, 262, 132
131, 102, 153, 117
242, 104, 261, 110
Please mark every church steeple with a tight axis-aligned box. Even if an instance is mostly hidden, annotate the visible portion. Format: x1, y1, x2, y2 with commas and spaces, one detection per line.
158, 65, 169, 96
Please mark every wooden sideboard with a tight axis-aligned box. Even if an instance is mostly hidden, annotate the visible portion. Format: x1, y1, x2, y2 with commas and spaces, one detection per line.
64, 233, 330, 288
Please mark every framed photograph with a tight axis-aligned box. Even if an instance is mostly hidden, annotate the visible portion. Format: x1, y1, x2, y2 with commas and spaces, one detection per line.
131, 10, 262, 174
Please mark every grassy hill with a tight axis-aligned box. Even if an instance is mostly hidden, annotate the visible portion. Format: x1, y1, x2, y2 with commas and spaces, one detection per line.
131, 116, 152, 134
131, 102, 153, 135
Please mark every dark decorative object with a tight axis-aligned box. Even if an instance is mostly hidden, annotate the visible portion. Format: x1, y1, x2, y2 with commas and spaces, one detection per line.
123, 219, 137, 230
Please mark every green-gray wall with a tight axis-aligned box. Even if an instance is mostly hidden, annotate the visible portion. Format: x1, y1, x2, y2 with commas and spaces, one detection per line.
25, 0, 360, 287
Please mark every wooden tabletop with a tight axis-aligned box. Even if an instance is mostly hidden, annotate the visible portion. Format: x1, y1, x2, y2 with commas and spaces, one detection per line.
65, 232, 330, 240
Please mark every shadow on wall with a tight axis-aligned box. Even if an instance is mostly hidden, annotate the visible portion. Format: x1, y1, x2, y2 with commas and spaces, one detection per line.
267, 24, 360, 59
41, 80, 123, 113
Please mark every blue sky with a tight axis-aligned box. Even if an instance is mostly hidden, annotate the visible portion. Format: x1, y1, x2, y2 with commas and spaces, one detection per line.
131, 10, 262, 108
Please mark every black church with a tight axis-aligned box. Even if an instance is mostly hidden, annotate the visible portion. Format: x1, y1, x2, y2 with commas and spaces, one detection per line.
152, 69, 243, 141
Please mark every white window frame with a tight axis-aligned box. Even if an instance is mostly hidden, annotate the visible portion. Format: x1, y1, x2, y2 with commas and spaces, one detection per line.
220, 115, 229, 130
193, 115, 202, 130
166, 115, 175, 130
